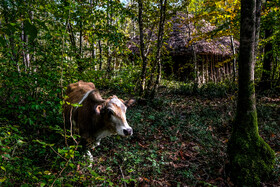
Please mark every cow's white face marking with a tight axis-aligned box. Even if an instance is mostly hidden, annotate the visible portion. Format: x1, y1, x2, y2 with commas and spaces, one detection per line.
108, 97, 133, 137
109, 97, 127, 112
111, 115, 133, 136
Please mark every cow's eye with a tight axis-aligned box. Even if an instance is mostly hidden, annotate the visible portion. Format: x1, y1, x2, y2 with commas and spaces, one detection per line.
108, 110, 114, 116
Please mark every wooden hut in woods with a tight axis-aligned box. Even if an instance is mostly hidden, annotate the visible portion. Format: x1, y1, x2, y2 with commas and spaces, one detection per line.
128, 13, 239, 84
166, 13, 239, 83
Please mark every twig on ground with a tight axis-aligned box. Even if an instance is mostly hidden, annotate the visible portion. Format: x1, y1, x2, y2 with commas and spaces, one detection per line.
119, 165, 127, 187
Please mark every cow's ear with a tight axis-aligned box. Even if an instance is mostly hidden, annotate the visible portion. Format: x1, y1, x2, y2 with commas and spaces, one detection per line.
94, 104, 103, 114
124, 99, 136, 107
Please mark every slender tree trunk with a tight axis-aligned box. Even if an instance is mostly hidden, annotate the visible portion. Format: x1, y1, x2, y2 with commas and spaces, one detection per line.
79, 20, 83, 55
206, 55, 209, 83
106, 43, 112, 78
106, 0, 112, 79
138, 0, 147, 95
148, 0, 167, 98
272, 54, 278, 83
227, 0, 275, 185
260, 27, 273, 90
230, 35, 236, 81
255, 0, 262, 52
210, 55, 213, 81
201, 57, 205, 83
98, 40, 102, 70
90, 0, 96, 71
186, 8, 198, 88
226, 0, 238, 83
67, 21, 85, 74
258, 0, 273, 90
78, 19, 84, 73
67, 23, 76, 48
91, 38, 96, 70
22, 21, 28, 72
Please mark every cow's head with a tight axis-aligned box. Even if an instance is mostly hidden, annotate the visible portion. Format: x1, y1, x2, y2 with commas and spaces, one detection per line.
95, 95, 134, 137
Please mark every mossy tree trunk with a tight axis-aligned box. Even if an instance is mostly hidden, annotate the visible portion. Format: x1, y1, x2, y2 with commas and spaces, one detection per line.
227, 0, 275, 186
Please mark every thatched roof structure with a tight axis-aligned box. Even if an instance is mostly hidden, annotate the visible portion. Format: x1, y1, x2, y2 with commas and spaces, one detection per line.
167, 13, 239, 56
128, 12, 239, 57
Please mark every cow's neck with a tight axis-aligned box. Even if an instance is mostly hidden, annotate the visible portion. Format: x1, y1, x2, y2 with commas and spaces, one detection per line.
93, 130, 113, 146
96, 130, 112, 140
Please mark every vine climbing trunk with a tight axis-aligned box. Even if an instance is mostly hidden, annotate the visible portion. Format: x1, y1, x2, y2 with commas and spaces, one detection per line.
227, 0, 275, 185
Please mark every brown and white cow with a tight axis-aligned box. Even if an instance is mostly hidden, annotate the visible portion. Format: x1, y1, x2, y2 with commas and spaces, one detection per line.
63, 81, 134, 149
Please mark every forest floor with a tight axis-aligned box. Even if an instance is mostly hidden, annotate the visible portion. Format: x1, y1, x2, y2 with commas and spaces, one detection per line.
85, 89, 280, 186
1, 86, 279, 186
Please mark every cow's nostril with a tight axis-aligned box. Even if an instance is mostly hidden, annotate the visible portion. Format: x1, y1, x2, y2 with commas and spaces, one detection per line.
123, 128, 132, 136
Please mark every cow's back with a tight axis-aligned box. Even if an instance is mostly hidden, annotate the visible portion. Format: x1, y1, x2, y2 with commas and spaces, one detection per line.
63, 81, 96, 129
65, 81, 95, 103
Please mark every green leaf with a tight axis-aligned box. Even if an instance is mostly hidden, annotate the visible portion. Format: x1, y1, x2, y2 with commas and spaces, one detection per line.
1, 166, 6, 172
0, 177, 7, 183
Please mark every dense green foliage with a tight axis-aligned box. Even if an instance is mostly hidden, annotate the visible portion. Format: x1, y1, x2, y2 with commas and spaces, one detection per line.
0, 0, 279, 186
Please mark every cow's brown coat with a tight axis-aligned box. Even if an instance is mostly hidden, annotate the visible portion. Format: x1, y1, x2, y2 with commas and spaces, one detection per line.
63, 81, 133, 148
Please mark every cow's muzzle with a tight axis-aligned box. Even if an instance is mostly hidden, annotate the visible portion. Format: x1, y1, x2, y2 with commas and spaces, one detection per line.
123, 128, 133, 136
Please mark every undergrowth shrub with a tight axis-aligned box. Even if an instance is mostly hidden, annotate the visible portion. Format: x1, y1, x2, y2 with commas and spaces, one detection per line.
164, 79, 237, 98
0, 64, 142, 185
81, 65, 141, 94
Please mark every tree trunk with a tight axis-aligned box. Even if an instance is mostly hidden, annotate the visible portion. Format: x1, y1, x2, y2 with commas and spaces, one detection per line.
255, 0, 262, 52
67, 22, 76, 48
230, 35, 236, 82
260, 27, 273, 90
186, 7, 198, 88
22, 20, 29, 73
138, 0, 147, 95
206, 55, 209, 83
201, 56, 205, 83
77, 19, 84, 73
106, 0, 112, 79
210, 55, 213, 81
148, 0, 167, 98
227, 0, 275, 185
272, 54, 278, 84
98, 40, 102, 70
259, 0, 273, 91
91, 38, 96, 71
